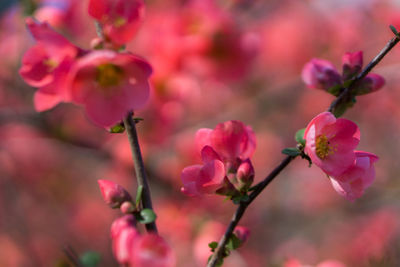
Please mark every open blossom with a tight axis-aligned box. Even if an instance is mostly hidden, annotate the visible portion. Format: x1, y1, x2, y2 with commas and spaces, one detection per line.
110, 216, 175, 267
304, 112, 360, 177
195, 120, 256, 164
130, 233, 176, 267
330, 151, 378, 201
88, 0, 145, 46
19, 18, 81, 111
68, 50, 152, 127
181, 146, 225, 196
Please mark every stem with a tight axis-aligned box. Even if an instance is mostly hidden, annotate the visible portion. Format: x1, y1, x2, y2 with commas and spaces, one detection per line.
123, 111, 158, 233
328, 34, 400, 113
208, 31, 400, 267
207, 155, 295, 267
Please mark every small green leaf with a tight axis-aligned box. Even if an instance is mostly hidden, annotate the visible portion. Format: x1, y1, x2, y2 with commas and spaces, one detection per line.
282, 147, 301, 157
208, 242, 218, 251
135, 185, 143, 208
80, 251, 101, 267
327, 84, 343, 96
295, 128, 306, 146
109, 123, 125, 133
133, 117, 144, 123
138, 208, 157, 224
226, 234, 242, 250
390, 25, 399, 36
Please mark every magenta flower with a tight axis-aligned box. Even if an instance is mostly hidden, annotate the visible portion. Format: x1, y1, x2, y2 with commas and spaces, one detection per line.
304, 112, 360, 176
69, 50, 152, 127
19, 18, 81, 111
97, 179, 132, 208
88, 0, 145, 46
195, 120, 256, 164
330, 151, 378, 201
181, 146, 225, 196
301, 58, 342, 91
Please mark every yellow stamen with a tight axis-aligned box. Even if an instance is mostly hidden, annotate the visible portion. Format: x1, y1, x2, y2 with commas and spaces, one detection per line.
96, 63, 123, 87
44, 59, 58, 72
315, 134, 335, 159
114, 17, 127, 28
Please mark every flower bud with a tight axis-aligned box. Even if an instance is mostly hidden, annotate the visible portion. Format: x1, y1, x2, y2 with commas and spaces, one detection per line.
98, 179, 132, 208
234, 226, 250, 245
342, 51, 363, 80
301, 58, 342, 91
120, 201, 135, 214
236, 159, 255, 191
354, 73, 385, 95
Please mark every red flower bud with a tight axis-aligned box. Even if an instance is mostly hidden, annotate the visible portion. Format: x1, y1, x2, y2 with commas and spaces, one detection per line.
98, 179, 132, 208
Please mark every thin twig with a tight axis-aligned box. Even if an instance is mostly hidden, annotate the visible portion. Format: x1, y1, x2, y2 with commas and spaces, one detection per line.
328, 34, 400, 113
63, 245, 83, 267
123, 111, 158, 233
207, 155, 294, 266
207, 32, 400, 267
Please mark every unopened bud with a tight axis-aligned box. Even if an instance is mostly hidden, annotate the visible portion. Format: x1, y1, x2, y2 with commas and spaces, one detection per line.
301, 59, 342, 91
234, 226, 250, 245
342, 51, 363, 80
354, 73, 385, 95
98, 179, 132, 208
120, 201, 135, 214
236, 159, 255, 191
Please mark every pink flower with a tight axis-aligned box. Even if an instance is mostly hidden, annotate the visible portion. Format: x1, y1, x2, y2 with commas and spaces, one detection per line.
195, 120, 256, 164
301, 58, 342, 91
69, 50, 152, 127
181, 146, 225, 196
88, 0, 145, 46
98, 179, 132, 208
304, 112, 360, 176
130, 233, 175, 267
342, 51, 363, 80
330, 151, 378, 201
110, 215, 139, 264
19, 18, 81, 111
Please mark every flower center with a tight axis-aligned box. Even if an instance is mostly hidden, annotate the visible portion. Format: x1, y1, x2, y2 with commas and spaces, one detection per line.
96, 63, 123, 87
114, 17, 127, 28
44, 59, 58, 72
315, 134, 335, 159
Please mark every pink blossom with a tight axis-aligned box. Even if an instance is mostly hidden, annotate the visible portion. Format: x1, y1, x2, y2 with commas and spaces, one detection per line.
88, 0, 145, 46
304, 112, 360, 176
181, 146, 225, 196
69, 50, 152, 127
301, 58, 342, 90
330, 151, 378, 201
196, 120, 256, 164
98, 179, 132, 208
342, 51, 363, 79
110, 215, 139, 264
19, 18, 80, 111
130, 233, 176, 267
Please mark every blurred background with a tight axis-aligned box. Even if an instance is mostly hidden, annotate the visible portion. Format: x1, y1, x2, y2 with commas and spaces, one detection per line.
1, 0, 400, 266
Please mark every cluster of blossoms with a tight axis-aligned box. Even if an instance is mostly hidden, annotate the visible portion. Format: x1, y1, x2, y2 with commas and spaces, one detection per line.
303, 112, 378, 201
181, 120, 256, 197
19, 0, 151, 128
98, 180, 175, 266
302, 51, 384, 95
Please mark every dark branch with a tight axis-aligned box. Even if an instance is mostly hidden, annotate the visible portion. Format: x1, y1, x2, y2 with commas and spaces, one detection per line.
123, 111, 158, 233
207, 31, 400, 267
